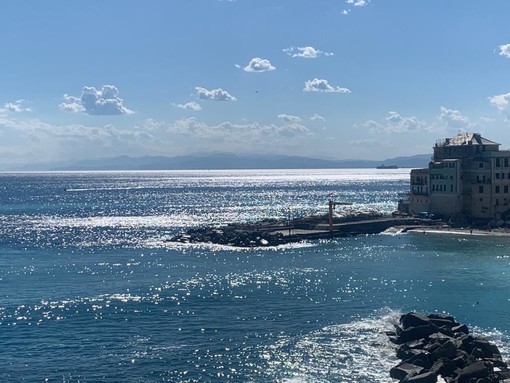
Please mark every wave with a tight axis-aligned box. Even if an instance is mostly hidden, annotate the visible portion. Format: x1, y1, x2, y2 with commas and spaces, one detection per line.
260, 308, 510, 383
262, 308, 401, 383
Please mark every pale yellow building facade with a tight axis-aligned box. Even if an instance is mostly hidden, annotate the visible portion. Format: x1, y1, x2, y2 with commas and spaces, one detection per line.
408, 133, 510, 223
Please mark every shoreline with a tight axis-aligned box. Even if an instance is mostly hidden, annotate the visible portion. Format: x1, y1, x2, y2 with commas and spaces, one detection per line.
401, 226, 510, 238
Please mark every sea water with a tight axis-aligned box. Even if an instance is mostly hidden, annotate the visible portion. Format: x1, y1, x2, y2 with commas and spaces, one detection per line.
0, 169, 509, 382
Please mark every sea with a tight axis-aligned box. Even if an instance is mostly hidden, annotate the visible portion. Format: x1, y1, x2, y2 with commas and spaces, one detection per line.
1, 168, 510, 383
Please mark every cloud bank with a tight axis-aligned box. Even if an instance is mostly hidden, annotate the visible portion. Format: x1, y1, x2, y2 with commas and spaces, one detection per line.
60, 85, 134, 115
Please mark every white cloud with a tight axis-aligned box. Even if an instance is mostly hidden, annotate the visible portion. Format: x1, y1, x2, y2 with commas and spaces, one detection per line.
438, 106, 473, 130
303, 78, 351, 93
0, 112, 319, 168
168, 117, 311, 145
0, 115, 156, 165
195, 86, 237, 101
2, 100, 31, 113
385, 111, 426, 132
60, 85, 134, 115
363, 112, 427, 134
498, 44, 510, 58
310, 113, 326, 122
278, 114, 301, 123
283, 46, 333, 59
174, 101, 202, 111
489, 92, 510, 115
346, 0, 368, 6
243, 57, 276, 72
341, 9, 351, 15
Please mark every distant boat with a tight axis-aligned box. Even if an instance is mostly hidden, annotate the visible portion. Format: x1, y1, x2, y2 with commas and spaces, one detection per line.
376, 164, 399, 169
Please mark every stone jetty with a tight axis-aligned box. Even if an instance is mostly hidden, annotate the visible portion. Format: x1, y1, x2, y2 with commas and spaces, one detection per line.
170, 214, 424, 247
387, 312, 510, 383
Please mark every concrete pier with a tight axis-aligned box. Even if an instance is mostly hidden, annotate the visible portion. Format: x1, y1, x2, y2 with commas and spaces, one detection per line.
170, 215, 424, 247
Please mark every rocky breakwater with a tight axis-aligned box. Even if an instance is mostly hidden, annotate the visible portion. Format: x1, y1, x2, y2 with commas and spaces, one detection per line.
387, 312, 509, 383
170, 224, 288, 247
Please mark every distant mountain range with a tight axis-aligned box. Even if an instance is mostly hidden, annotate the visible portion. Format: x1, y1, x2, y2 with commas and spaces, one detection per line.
36, 153, 431, 171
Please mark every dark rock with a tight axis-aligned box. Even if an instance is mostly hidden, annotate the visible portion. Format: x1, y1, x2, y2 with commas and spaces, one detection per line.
390, 362, 424, 380
387, 312, 510, 383
458, 335, 476, 351
470, 347, 485, 359
452, 324, 469, 335
400, 324, 440, 343
437, 326, 455, 337
430, 358, 456, 377
456, 361, 490, 383
429, 318, 459, 328
405, 370, 436, 383
431, 339, 460, 361
428, 313, 456, 322
423, 340, 442, 353
429, 332, 454, 342
471, 339, 501, 359
401, 312, 432, 329
397, 339, 428, 359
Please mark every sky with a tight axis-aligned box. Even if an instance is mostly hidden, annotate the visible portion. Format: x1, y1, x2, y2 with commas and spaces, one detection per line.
2, 0, 510, 169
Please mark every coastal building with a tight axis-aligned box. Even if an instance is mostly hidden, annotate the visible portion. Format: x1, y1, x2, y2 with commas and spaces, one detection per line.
408, 132, 510, 223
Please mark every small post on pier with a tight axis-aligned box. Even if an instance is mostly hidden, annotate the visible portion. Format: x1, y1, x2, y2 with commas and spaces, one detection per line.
288, 207, 292, 236
328, 200, 333, 232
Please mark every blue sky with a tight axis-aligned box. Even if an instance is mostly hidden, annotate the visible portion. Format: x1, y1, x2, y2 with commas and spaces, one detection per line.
2, 1, 510, 168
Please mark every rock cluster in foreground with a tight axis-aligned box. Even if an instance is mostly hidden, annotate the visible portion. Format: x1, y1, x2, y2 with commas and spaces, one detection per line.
387, 312, 510, 383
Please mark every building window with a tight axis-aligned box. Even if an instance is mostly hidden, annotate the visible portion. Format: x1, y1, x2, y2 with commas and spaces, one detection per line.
479, 185, 484, 193
496, 173, 500, 179
506, 158, 509, 167
479, 162, 484, 169
450, 185, 454, 192
496, 199, 500, 206
505, 185, 509, 193
496, 186, 500, 193
497, 158, 501, 167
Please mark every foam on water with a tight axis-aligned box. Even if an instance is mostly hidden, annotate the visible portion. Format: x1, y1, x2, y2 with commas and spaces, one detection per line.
261, 308, 401, 383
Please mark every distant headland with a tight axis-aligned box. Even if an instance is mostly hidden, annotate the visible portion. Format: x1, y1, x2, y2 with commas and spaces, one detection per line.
8, 153, 430, 172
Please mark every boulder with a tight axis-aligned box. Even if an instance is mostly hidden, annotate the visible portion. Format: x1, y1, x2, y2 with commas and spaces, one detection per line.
470, 339, 501, 359
452, 324, 469, 335
428, 313, 456, 322
405, 371, 436, 383
431, 339, 460, 361
400, 324, 440, 343
390, 362, 425, 381
401, 312, 432, 329
456, 361, 489, 383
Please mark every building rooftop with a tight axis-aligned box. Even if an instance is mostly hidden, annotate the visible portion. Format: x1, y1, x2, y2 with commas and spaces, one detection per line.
436, 132, 499, 147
